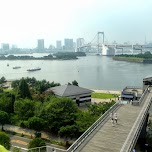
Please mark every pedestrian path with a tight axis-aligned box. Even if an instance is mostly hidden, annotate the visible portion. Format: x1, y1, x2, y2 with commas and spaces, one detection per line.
2, 124, 67, 151
3, 124, 49, 139
75, 104, 142, 152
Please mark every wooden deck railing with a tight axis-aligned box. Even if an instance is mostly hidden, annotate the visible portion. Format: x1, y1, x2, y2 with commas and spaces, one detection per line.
67, 102, 120, 152
120, 89, 152, 152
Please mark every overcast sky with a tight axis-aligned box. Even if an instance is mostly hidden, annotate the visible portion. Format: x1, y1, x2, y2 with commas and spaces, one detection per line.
0, 0, 152, 48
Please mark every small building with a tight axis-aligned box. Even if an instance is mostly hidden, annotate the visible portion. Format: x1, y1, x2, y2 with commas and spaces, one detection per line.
46, 84, 93, 106
143, 75, 152, 91
121, 86, 143, 101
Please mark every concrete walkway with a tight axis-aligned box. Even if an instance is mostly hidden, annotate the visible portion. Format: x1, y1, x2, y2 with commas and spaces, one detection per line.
2, 124, 68, 149
3, 124, 49, 139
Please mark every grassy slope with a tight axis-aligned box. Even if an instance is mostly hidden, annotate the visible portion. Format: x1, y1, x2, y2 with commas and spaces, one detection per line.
113, 56, 144, 62
91, 92, 118, 99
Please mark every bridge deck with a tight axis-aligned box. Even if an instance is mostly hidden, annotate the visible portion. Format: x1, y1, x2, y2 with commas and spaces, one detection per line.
76, 96, 150, 152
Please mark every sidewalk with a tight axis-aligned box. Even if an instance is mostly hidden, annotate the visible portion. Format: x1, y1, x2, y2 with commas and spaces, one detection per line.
2, 124, 68, 150
2, 124, 72, 143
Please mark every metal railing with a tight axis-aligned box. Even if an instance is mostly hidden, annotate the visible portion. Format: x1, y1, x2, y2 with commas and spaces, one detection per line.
11, 145, 67, 152
67, 102, 120, 152
138, 85, 149, 105
11, 145, 28, 152
120, 89, 152, 152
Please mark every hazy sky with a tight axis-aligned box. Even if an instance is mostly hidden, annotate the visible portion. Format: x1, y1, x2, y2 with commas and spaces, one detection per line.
0, 0, 152, 48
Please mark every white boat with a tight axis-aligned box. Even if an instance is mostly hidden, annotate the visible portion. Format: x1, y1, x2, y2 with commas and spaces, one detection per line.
13, 66, 21, 69
27, 67, 41, 71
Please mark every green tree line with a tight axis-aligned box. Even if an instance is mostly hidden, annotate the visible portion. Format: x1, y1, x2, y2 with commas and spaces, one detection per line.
0, 77, 115, 139
115, 51, 152, 59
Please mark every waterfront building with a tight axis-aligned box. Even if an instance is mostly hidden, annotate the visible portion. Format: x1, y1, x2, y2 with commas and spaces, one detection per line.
37, 39, 44, 51
76, 38, 84, 52
120, 86, 142, 101
56, 40, 62, 50
48, 44, 55, 51
64, 38, 73, 50
143, 75, 152, 91
77, 38, 84, 48
73, 42, 76, 49
1, 43, 9, 50
11, 45, 17, 49
46, 84, 93, 106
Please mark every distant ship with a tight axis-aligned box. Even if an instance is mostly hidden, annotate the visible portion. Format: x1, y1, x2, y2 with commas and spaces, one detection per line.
27, 67, 41, 71
102, 44, 115, 56
13, 66, 21, 69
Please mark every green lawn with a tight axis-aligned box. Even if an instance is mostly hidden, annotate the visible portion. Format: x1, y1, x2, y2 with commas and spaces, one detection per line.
91, 92, 118, 99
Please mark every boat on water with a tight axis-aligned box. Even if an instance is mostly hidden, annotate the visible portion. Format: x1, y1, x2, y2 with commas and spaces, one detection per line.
27, 67, 41, 72
13, 66, 21, 69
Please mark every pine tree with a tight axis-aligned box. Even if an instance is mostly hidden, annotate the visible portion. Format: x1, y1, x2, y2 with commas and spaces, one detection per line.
18, 78, 32, 99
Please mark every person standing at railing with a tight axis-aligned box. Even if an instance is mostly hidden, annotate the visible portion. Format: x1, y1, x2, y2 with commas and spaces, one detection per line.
110, 112, 114, 126
114, 113, 118, 124
148, 87, 150, 92
110, 112, 113, 119
52, 148, 56, 152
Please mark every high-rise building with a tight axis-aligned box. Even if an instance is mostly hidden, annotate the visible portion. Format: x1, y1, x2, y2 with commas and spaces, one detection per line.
56, 40, 62, 50
64, 39, 73, 50
1, 43, 9, 50
12, 45, 17, 49
76, 38, 84, 48
37, 39, 44, 51
76, 38, 84, 52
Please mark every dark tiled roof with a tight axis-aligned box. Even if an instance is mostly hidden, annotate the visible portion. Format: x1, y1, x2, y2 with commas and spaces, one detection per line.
46, 85, 93, 97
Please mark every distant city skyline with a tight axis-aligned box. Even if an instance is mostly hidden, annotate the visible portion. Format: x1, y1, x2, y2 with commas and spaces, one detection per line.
0, 0, 152, 48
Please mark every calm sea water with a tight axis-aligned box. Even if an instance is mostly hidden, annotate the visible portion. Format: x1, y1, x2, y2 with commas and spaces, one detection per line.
0, 53, 152, 91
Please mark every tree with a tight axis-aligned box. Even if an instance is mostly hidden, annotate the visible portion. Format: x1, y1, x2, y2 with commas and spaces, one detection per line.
28, 138, 46, 150
75, 111, 97, 135
0, 93, 15, 113
0, 111, 9, 131
28, 117, 45, 132
59, 125, 78, 138
14, 99, 35, 120
39, 97, 79, 132
0, 132, 11, 150
12, 147, 21, 152
11, 80, 20, 89
72, 80, 78, 86
0, 77, 6, 84
18, 78, 32, 99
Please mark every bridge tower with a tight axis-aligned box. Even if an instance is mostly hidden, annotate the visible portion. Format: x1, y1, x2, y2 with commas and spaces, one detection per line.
97, 32, 104, 54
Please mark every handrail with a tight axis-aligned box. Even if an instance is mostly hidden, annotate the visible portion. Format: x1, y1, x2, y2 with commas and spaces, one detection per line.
12, 145, 67, 152
67, 102, 120, 152
28, 145, 67, 152
138, 85, 149, 105
120, 89, 152, 152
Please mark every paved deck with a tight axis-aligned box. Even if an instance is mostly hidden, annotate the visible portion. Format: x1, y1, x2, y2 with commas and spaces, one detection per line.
75, 91, 152, 152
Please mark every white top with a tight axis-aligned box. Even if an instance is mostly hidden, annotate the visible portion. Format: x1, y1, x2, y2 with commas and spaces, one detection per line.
110, 113, 113, 118
114, 113, 117, 119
